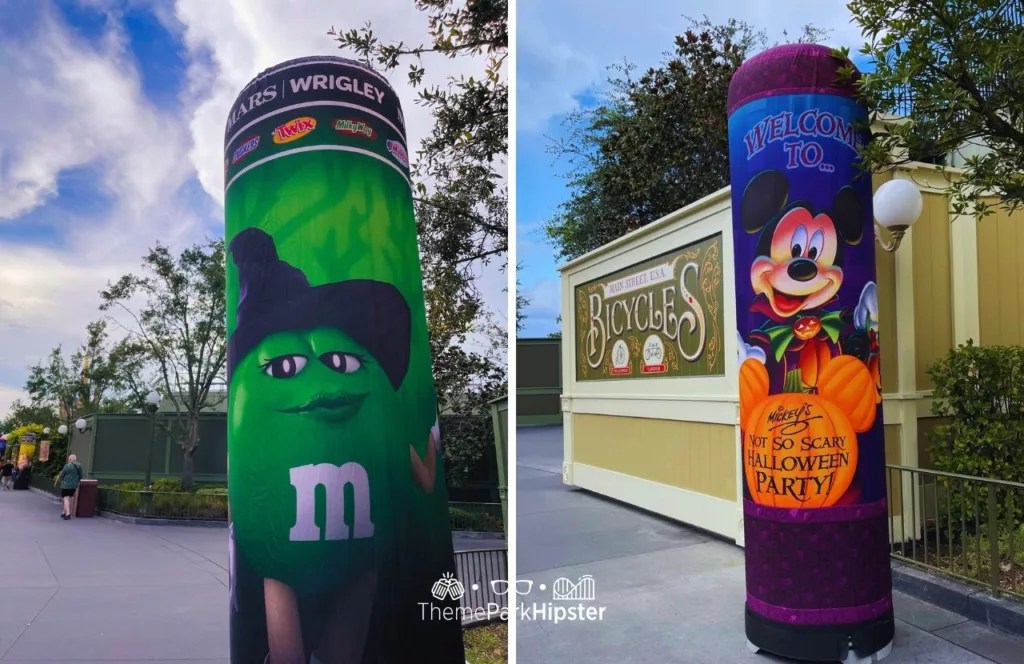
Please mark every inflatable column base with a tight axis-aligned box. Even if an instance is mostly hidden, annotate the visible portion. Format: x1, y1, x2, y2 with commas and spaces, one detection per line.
745, 605, 895, 662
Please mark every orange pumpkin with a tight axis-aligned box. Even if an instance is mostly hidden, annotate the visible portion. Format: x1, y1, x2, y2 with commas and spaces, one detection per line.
817, 355, 877, 432
739, 359, 770, 425
743, 393, 859, 509
797, 337, 833, 389
793, 316, 822, 341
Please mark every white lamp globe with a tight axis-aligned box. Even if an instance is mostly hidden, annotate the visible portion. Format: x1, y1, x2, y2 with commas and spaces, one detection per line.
146, 390, 161, 407
874, 179, 923, 230
75, 418, 87, 432
58, 425, 68, 435
43, 427, 50, 435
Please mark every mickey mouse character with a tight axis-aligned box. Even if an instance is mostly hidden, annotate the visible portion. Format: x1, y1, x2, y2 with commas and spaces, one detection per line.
741, 168, 863, 319
739, 169, 872, 393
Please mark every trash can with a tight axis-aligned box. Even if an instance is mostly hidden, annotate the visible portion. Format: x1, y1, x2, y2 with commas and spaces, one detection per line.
75, 479, 98, 518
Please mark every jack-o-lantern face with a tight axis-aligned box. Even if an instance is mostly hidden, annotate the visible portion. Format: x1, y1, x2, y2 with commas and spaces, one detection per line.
743, 393, 859, 509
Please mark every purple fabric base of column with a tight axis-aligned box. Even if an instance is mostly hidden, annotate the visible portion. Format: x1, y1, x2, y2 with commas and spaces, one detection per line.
747, 593, 892, 626
744, 498, 893, 626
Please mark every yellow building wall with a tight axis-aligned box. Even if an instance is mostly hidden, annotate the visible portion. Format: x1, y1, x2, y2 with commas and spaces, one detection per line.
884, 423, 902, 516
572, 414, 736, 501
978, 204, 1024, 346
912, 193, 954, 389
872, 172, 899, 394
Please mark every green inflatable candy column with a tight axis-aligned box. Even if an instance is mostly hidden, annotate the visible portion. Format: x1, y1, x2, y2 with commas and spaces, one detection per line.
224, 56, 465, 664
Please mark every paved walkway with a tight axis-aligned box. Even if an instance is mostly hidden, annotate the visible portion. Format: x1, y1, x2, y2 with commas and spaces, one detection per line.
0, 489, 500, 662
516, 425, 1024, 664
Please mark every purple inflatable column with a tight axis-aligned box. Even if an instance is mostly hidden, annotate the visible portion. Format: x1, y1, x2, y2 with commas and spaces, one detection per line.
727, 44, 894, 662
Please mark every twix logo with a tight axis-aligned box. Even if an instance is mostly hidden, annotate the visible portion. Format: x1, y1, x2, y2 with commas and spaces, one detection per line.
272, 116, 316, 144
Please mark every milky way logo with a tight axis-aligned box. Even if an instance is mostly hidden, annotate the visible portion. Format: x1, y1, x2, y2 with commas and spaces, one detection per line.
232, 136, 260, 164
386, 139, 409, 168
334, 118, 375, 139
272, 116, 316, 144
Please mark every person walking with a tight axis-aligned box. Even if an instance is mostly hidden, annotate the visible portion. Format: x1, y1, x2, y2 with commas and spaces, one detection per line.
13, 457, 31, 490
0, 459, 13, 489
56, 454, 84, 520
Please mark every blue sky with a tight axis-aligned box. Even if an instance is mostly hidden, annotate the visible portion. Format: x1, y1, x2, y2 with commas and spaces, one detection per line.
516, 0, 871, 337
0, 0, 501, 416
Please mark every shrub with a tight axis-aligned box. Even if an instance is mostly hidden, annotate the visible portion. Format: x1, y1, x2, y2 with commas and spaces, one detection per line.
928, 342, 1024, 526
928, 342, 1024, 483
449, 507, 504, 532
152, 478, 184, 493
153, 492, 190, 516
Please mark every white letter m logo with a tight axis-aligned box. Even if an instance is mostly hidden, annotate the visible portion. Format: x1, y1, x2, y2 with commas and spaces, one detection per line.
288, 463, 375, 542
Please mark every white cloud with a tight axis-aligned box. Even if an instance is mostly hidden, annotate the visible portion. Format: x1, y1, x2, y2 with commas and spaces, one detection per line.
172, 0, 494, 207
517, 0, 865, 132
0, 4, 203, 416
0, 8, 190, 220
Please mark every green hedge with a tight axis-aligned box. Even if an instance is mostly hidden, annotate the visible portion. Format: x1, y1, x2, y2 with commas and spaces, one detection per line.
928, 342, 1024, 482
97, 486, 228, 521
928, 342, 1024, 524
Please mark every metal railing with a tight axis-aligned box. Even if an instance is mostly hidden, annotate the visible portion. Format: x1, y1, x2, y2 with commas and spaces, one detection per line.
94, 488, 505, 532
449, 501, 505, 532
29, 473, 61, 496
97, 487, 229, 521
455, 548, 508, 625
886, 464, 1024, 600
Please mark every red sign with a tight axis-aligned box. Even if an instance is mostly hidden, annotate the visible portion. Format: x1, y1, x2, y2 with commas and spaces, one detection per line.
610, 365, 632, 375
641, 365, 666, 374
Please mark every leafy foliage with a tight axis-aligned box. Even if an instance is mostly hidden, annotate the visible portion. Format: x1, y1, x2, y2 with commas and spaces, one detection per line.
100, 240, 227, 491
846, 0, 1024, 218
927, 341, 1024, 484
330, 0, 507, 299
330, 0, 508, 475
0, 401, 58, 435
515, 264, 528, 333
545, 17, 828, 261
25, 319, 155, 422
440, 414, 494, 487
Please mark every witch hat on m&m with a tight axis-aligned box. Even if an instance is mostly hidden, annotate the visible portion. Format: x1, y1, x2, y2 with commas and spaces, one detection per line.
226, 227, 411, 390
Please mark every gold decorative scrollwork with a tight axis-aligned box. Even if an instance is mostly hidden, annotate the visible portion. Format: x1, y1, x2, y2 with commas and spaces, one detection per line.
664, 343, 680, 372
701, 239, 722, 372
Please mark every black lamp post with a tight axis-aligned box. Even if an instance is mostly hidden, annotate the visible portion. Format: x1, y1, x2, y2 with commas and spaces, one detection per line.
144, 390, 161, 490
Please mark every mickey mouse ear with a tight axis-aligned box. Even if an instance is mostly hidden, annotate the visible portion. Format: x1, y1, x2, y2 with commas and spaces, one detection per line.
741, 170, 790, 233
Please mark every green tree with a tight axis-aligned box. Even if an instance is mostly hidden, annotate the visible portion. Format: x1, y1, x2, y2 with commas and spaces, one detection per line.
331, 0, 509, 481
25, 319, 144, 423
545, 17, 828, 260
103, 338, 158, 412
330, 0, 507, 312
100, 240, 227, 491
0, 400, 57, 437
515, 264, 528, 333
548, 316, 562, 339
845, 0, 1024, 218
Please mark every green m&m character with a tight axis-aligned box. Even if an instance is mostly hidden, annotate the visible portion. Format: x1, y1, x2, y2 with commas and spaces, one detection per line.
224, 56, 463, 664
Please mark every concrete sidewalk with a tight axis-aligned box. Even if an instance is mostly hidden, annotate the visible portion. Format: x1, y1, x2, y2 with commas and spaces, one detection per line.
516, 425, 1024, 664
0, 489, 499, 662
